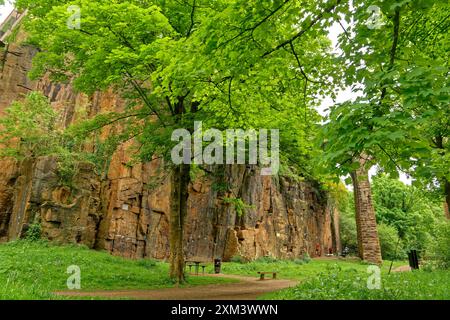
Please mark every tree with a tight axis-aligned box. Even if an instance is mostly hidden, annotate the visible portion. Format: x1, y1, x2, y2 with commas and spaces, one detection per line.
16, 0, 337, 282
377, 222, 401, 260
372, 174, 445, 254
0, 92, 60, 159
0, 91, 90, 186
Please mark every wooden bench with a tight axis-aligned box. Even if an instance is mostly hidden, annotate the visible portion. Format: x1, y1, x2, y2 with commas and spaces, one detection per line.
257, 271, 277, 280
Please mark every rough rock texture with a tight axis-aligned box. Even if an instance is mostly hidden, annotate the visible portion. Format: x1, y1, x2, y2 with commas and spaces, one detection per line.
6, 158, 102, 246
0, 160, 18, 242
0, 34, 37, 111
0, 17, 340, 261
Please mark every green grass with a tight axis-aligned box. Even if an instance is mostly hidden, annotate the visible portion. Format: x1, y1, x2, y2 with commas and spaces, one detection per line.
1, 241, 447, 300
262, 266, 450, 300
0, 240, 235, 300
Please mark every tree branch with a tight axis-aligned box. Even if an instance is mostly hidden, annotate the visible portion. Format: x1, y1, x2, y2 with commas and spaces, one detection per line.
380, 7, 401, 102
186, 0, 197, 37
262, 0, 342, 58
289, 42, 324, 84
218, 0, 291, 48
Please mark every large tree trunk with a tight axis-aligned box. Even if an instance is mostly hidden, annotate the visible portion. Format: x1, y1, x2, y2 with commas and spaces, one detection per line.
169, 163, 191, 283
350, 164, 382, 265
444, 179, 450, 220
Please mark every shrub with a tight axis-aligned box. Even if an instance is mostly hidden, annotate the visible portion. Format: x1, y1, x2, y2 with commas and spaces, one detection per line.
425, 222, 450, 269
339, 212, 359, 255
293, 259, 305, 265
0, 92, 60, 159
266, 267, 450, 300
55, 148, 80, 187
223, 197, 254, 217
302, 252, 312, 263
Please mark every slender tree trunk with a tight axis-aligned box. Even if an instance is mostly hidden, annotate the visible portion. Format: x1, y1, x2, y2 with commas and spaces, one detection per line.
350, 161, 382, 265
169, 163, 191, 283
444, 179, 450, 220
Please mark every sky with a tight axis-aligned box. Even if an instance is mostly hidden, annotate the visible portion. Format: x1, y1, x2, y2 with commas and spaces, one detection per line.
0, 2, 412, 186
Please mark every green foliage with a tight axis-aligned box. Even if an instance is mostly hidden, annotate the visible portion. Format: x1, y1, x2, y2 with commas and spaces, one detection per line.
0, 92, 103, 187
15, 0, 342, 179
10, 1, 449, 287
377, 223, 402, 260
0, 92, 60, 159
302, 253, 312, 264
212, 182, 231, 193
223, 197, 254, 217
0, 240, 235, 299
337, 191, 359, 255
265, 266, 450, 300
189, 164, 206, 182
372, 175, 445, 254
293, 253, 311, 265
424, 222, 450, 270
229, 254, 312, 266
337, 174, 447, 260
55, 148, 79, 187
340, 214, 358, 254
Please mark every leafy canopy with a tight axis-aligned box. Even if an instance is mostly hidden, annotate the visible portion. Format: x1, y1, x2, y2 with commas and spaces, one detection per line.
321, 0, 449, 193
0, 92, 60, 159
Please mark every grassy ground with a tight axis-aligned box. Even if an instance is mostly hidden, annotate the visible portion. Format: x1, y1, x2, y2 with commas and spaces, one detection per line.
0, 240, 235, 300
210, 257, 449, 300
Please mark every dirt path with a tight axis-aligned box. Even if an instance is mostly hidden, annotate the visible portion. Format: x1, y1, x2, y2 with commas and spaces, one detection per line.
56, 274, 298, 300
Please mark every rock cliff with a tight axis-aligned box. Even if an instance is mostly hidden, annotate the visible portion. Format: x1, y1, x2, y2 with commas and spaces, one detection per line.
0, 13, 340, 261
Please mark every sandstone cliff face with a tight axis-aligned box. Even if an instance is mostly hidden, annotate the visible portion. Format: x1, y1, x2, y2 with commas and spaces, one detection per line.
0, 18, 340, 261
